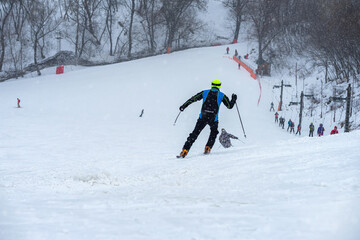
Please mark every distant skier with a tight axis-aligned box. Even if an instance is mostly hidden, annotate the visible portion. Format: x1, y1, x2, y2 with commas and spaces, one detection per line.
330, 126, 338, 135
219, 128, 238, 148
226, 47, 229, 54
279, 117, 285, 129
275, 112, 279, 123
17, 98, 21, 108
317, 123, 325, 136
177, 79, 237, 158
290, 121, 295, 134
287, 119, 292, 131
296, 124, 301, 135
309, 122, 315, 137
270, 102, 275, 111
244, 53, 249, 59
234, 49, 238, 58
238, 62, 241, 69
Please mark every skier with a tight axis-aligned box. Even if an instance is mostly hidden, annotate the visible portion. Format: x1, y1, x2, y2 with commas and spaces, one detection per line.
330, 126, 338, 135
270, 102, 275, 111
219, 128, 238, 148
275, 112, 279, 123
234, 49, 238, 58
244, 53, 249, 59
226, 47, 229, 54
287, 119, 292, 131
317, 123, 325, 136
279, 117, 285, 129
238, 62, 241, 69
309, 122, 315, 137
177, 79, 237, 158
296, 124, 301, 135
17, 98, 21, 108
290, 121, 295, 134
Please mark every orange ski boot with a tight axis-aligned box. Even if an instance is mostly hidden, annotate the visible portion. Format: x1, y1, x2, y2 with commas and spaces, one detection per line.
177, 149, 188, 158
204, 146, 211, 155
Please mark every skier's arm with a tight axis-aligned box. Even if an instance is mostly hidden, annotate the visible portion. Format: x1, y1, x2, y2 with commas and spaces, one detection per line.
229, 134, 238, 139
180, 91, 204, 111
222, 94, 236, 109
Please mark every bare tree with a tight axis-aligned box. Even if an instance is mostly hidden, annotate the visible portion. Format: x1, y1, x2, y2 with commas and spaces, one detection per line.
245, 0, 288, 68
113, 21, 127, 57
222, 0, 248, 42
103, 0, 119, 56
160, 0, 206, 50
23, 0, 61, 75
173, 7, 204, 49
10, 0, 26, 42
137, 0, 162, 53
0, 0, 15, 72
63, 0, 84, 57
300, 0, 360, 82
127, 0, 136, 57
62, 0, 106, 58
7, 0, 27, 73
81, 0, 105, 46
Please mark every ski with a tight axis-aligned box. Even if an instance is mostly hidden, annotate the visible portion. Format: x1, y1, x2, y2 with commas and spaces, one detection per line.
176, 152, 210, 158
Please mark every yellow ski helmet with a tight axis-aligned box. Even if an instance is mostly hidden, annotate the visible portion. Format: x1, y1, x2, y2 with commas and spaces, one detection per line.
211, 79, 221, 89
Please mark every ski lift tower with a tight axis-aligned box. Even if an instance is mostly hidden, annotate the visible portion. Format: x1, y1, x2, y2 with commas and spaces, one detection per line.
289, 91, 314, 130
273, 80, 292, 111
327, 84, 352, 132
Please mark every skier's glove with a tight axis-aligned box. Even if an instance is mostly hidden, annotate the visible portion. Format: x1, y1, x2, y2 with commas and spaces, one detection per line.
179, 105, 185, 111
232, 94, 237, 101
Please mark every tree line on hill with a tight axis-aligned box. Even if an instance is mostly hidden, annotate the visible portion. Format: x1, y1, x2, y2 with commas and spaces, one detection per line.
0, 0, 359, 84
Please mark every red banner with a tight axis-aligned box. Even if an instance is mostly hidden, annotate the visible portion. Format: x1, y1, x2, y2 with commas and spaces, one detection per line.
56, 66, 64, 74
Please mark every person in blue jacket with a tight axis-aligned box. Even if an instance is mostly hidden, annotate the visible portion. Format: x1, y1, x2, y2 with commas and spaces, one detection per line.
317, 123, 325, 136
177, 79, 237, 158
287, 119, 292, 131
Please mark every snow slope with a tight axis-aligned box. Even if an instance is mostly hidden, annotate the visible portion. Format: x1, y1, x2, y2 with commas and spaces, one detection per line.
1, 45, 360, 240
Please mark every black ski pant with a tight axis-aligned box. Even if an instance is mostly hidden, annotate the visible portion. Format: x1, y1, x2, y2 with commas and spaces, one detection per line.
183, 118, 219, 151
309, 130, 314, 137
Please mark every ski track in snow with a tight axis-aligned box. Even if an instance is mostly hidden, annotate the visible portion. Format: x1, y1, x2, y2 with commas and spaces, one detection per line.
1, 45, 360, 240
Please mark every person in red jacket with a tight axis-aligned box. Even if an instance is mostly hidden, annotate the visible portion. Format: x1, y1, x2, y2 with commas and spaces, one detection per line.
330, 126, 339, 135
296, 124, 301, 135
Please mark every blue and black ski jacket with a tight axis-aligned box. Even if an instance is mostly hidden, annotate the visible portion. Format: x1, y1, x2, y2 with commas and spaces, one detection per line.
181, 87, 235, 122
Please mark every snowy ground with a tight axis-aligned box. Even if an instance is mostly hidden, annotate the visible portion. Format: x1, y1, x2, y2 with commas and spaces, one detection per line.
1, 45, 360, 240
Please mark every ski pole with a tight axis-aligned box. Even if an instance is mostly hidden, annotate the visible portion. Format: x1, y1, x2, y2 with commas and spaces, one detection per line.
235, 102, 247, 138
236, 138, 245, 144
173, 111, 181, 126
